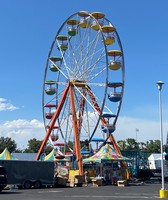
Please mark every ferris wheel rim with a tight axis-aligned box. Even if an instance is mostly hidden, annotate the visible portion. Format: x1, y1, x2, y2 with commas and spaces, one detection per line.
42, 11, 125, 148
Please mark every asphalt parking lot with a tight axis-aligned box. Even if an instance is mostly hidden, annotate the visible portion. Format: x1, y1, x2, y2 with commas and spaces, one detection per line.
0, 183, 165, 200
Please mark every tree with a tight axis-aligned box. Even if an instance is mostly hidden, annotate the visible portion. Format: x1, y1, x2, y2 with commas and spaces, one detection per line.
64, 141, 73, 152
24, 138, 42, 153
138, 142, 147, 150
125, 138, 138, 150
117, 140, 126, 150
117, 138, 161, 154
146, 140, 160, 154
24, 138, 53, 154
0, 137, 17, 153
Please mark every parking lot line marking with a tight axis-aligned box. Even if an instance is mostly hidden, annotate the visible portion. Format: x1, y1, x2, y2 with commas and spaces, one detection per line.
38, 190, 63, 193
63, 195, 160, 198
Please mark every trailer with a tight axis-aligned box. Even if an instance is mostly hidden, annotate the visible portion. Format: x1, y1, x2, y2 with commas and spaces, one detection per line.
0, 160, 57, 189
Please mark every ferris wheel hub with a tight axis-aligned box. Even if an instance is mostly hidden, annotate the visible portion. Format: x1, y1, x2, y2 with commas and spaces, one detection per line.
70, 79, 87, 87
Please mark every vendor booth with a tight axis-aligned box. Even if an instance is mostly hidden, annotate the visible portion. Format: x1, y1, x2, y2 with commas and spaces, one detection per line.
83, 144, 130, 185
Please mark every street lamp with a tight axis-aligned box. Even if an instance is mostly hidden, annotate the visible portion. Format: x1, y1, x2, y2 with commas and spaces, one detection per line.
135, 128, 139, 143
157, 80, 168, 198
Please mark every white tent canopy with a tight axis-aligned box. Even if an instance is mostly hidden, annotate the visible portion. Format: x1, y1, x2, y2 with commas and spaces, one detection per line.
148, 153, 162, 170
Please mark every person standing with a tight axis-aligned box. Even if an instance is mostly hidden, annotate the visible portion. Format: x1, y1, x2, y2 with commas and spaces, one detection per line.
84, 170, 89, 186
112, 170, 117, 185
104, 170, 110, 185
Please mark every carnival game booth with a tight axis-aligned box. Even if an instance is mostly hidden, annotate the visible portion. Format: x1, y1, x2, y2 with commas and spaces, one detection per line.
83, 144, 130, 186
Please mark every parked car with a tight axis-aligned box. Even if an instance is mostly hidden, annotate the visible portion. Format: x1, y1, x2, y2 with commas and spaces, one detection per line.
0, 165, 7, 192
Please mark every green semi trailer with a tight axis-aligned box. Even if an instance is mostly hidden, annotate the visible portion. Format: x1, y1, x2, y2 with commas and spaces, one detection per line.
0, 160, 57, 189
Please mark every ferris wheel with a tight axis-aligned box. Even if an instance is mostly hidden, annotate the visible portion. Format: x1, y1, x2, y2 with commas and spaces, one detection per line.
36, 11, 125, 173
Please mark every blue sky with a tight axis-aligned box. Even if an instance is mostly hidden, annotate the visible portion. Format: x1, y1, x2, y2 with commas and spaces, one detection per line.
0, 0, 168, 149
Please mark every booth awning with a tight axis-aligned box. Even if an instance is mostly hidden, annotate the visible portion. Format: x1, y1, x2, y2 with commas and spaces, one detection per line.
83, 144, 130, 163
0, 148, 17, 160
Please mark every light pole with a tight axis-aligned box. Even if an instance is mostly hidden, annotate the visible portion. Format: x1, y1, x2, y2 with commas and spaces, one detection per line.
157, 80, 166, 193
135, 128, 139, 143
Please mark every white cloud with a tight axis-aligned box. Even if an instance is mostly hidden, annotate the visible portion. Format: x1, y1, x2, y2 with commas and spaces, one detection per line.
0, 98, 18, 111
0, 119, 45, 149
115, 116, 168, 144
0, 115, 168, 151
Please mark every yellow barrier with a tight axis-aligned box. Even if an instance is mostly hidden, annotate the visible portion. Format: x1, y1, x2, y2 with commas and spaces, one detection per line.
160, 189, 168, 198
68, 169, 79, 182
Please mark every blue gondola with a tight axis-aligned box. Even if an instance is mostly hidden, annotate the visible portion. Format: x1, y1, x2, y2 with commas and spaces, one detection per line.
81, 150, 91, 155
108, 93, 122, 102
101, 113, 116, 118
107, 82, 123, 88
91, 138, 105, 142
101, 124, 115, 134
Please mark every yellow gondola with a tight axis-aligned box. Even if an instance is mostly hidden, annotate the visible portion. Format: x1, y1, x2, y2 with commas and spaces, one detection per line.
91, 12, 105, 31
78, 12, 90, 28
102, 25, 116, 45
102, 25, 116, 33
104, 35, 115, 45
91, 20, 104, 31
91, 12, 105, 19
78, 11, 90, 18
108, 61, 122, 70
107, 50, 123, 57
108, 50, 122, 70
79, 18, 90, 28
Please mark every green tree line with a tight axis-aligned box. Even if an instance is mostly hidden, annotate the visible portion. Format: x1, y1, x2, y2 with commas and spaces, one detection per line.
0, 136, 163, 155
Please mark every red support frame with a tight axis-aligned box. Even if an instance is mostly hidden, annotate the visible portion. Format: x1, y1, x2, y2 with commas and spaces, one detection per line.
36, 82, 83, 175
36, 81, 129, 177
36, 84, 70, 160
69, 85, 83, 175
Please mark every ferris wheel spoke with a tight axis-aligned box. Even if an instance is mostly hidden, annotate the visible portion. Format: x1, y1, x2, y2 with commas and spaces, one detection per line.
74, 85, 98, 114
81, 52, 106, 81
76, 27, 90, 67
85, 31, 103, 69
67, 31, 99, 78
55, 40, 74, 79
67, 42, 82, 77
78, 32, 101, 72
81, 30, 99, 59
88, 66, 106, 82
74, 46, 106, 81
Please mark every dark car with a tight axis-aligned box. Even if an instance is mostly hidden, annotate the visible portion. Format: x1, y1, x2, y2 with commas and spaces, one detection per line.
0, 165, 7, 192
